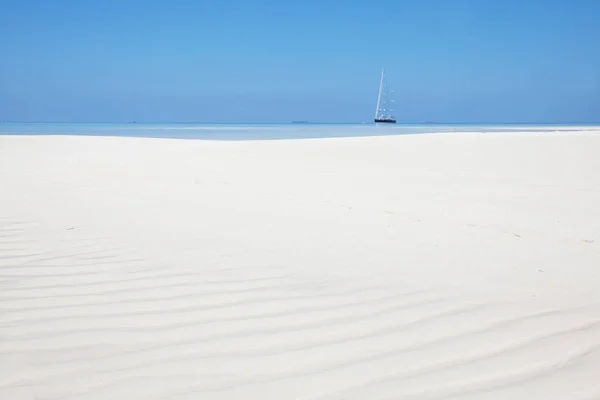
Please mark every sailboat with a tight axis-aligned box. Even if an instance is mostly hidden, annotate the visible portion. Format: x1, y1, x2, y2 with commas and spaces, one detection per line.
374, 68, 396, 123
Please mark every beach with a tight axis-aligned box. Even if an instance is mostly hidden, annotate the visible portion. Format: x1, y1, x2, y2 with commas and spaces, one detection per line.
1, 130, 600, 399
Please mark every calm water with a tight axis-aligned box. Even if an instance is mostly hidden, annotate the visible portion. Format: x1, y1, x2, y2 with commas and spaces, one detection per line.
0, 123, 597, 140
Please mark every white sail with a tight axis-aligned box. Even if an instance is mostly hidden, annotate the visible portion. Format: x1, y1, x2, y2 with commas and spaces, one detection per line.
375, 68, 385, 119
374, 68, 396, 123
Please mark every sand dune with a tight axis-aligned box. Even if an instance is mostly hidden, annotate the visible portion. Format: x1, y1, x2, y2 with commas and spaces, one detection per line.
1, 131, 600, 399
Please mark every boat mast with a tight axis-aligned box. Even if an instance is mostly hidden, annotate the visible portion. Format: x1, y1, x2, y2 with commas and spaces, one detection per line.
375, 68, 385, 119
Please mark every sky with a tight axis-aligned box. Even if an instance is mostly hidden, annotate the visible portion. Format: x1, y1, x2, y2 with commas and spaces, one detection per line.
1, 0, 599, 123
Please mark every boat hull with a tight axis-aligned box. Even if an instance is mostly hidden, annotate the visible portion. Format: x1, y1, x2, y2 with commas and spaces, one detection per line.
374, 119, 396, 123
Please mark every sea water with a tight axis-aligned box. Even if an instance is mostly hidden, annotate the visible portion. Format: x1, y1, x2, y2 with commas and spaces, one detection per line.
0, 123, 597, 140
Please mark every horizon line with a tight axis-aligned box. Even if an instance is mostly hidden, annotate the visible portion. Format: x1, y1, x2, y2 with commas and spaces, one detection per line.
2, 121, 600, 125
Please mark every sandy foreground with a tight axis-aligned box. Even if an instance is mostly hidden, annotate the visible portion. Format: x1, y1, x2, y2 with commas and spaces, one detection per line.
1, 131, 600, 400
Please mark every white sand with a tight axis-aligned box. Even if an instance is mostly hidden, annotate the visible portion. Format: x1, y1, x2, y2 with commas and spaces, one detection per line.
1, 130, 600, 399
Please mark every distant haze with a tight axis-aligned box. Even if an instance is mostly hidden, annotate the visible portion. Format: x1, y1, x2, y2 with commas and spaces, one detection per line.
1, 0, 599, 123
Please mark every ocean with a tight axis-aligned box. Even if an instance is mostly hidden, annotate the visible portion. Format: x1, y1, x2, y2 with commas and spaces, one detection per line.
0, 123, 597, 140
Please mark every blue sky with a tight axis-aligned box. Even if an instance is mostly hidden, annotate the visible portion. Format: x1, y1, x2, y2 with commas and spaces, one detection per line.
1, 0, 599, 123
